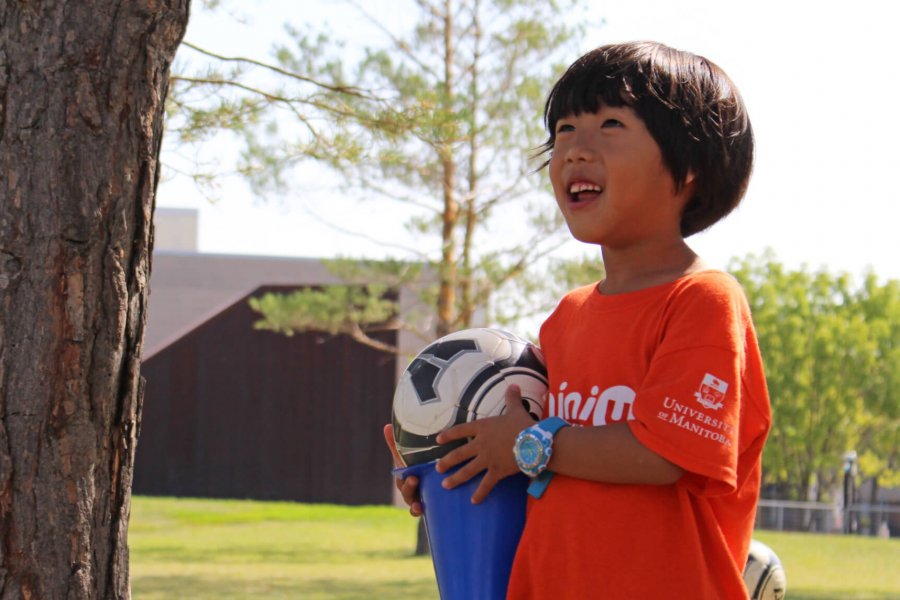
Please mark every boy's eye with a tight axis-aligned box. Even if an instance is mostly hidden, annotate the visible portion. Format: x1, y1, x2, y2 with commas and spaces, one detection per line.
602, 119, 623, 128
556, 123, 575, 134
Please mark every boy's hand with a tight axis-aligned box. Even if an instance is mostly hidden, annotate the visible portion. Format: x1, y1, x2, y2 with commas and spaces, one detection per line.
434, 384, 536, 504
383, 424, 423, 517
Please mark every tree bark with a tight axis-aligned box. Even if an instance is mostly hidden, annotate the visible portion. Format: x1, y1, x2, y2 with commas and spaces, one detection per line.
0, 1, 188, 598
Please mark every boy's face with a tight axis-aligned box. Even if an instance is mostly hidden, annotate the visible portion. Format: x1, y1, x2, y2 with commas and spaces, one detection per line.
548, 105, 688, 248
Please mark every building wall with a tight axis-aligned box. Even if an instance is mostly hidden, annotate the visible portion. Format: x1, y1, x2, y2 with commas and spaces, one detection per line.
134, 286, 398, 505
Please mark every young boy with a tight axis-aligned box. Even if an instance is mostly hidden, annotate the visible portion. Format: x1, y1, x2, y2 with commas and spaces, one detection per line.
386, 41, 770, 599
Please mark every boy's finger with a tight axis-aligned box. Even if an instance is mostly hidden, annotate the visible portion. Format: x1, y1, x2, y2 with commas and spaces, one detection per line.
383, 423, 405, 468
397, 474, 418, 494
434, 440, 476, 473
440, 458, 484, 490
470, 472, 499, 504
503, 384, 524, 411
400, 476, 420, 505
436, 421, 477, 444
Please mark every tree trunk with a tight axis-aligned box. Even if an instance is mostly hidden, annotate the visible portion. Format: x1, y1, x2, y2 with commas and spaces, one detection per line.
435, 0, 457, 340
415, 517, 430, 556
414, 1, 456, 557
0, 2, 188, 598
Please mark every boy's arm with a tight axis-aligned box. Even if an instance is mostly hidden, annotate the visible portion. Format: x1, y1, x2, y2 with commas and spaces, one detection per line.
436, 386, 683, 504
546, 423, 683, 485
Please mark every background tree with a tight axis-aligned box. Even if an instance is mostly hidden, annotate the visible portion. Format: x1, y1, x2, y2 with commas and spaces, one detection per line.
168, 0, 591, 348
730, 252, 899, 503
170, 0, 592, 557
0, 2, 187, 597
852, 273, 900, 504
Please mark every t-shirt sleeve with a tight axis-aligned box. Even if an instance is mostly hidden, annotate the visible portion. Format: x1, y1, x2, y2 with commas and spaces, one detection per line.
627, 276, 750, 496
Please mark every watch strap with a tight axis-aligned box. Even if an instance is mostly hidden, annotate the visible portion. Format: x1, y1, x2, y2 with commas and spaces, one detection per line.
538, 416, 569, 437
527, 470, 554, 499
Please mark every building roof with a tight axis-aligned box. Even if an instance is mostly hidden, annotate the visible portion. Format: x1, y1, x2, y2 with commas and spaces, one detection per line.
145, 251, 348, 358
146, 207, 431, 380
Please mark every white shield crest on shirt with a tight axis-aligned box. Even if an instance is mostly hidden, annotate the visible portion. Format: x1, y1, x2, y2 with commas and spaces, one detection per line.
694, 373, 728, 411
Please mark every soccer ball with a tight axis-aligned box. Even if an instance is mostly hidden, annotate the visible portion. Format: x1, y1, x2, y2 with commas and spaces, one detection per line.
743, 540, 787, 600
392, 328, 548, 466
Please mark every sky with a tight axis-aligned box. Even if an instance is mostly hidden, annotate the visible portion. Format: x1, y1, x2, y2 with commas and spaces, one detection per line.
158, 0, 900, 283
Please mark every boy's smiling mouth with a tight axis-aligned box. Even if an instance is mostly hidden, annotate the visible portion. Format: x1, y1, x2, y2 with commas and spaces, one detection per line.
568, 181, 604, 204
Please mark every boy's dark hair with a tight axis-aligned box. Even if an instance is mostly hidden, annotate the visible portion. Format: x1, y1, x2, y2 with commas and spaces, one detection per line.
541, 41, 754, 237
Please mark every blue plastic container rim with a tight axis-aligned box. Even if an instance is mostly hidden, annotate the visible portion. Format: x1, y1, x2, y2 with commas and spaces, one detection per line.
393, 460, 437, 480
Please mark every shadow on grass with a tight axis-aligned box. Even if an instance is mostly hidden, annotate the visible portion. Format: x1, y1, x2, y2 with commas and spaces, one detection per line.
133, 574, 438, 600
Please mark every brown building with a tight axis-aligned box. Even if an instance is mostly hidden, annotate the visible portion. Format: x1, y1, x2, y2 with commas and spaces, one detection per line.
133, 209, 425, 505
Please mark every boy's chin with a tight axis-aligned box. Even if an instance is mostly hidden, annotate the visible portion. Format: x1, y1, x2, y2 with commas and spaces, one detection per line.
567, 229, 604, 246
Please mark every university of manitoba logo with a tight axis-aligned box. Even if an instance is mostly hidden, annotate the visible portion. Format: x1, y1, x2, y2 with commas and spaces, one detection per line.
694, 373, 728, 411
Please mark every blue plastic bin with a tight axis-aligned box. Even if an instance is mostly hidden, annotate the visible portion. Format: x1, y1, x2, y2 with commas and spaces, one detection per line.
394, 461, 529, 600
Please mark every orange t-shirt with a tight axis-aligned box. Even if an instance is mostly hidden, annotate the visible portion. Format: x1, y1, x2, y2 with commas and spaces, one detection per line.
506, 270, 771, 600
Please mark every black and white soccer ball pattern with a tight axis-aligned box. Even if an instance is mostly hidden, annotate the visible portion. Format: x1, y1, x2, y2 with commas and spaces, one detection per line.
392, 328, 548, 466
743, 540, 787, 600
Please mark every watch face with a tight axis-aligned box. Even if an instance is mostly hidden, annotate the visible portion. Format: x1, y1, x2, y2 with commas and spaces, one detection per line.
518, 435, 543, 468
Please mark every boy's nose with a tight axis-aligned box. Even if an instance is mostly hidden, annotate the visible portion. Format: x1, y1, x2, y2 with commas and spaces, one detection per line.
565, 139, 596, 163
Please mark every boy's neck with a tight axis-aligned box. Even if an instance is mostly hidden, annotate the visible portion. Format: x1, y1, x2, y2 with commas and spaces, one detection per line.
598, 239, 706, 295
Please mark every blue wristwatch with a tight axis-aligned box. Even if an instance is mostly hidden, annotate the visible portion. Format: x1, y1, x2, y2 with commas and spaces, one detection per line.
513, 416, 569, 499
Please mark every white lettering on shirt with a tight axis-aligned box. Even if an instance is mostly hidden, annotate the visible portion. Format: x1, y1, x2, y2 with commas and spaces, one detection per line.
549, 382, 635, 426
658, 396, 733, 447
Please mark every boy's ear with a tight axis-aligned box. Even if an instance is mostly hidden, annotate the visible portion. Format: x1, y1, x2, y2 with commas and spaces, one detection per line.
674, 171, 697, 202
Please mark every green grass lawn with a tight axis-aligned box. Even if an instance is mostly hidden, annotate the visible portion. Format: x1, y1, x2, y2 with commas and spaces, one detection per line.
130, 496, 899, 599
130, 497, 438, 600
753, 530, 899, 600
